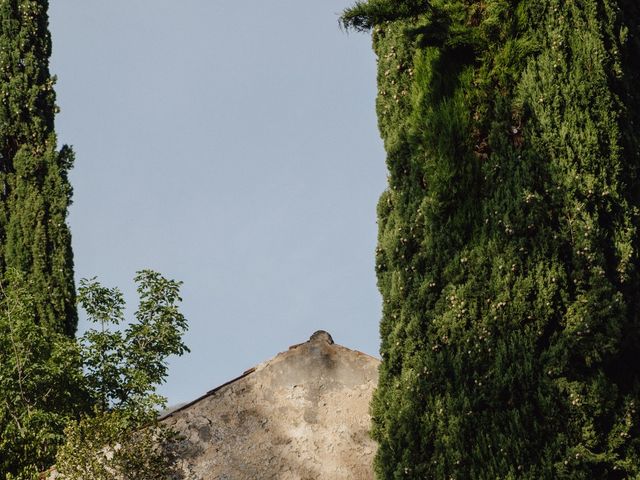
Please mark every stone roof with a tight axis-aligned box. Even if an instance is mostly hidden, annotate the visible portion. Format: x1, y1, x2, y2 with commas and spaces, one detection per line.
161, 331, 380, 480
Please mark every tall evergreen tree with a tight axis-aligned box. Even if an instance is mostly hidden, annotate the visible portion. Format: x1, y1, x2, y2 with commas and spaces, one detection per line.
344, 0, 640, 478
0, 0, 76, 336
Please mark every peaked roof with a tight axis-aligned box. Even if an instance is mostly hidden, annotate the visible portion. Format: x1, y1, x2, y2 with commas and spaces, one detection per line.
162, 330, 380, 479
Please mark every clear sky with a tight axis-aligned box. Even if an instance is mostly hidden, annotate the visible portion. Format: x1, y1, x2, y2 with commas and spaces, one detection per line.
49, 1, 386, 405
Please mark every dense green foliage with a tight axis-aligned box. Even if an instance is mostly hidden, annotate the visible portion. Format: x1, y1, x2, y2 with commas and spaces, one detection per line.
55, 409, 178, 480
0, 2, 81, 476
0, 270, 86, 479
0, 0, 76, 336
344, 0, 640, 477
0, 271, 189, 479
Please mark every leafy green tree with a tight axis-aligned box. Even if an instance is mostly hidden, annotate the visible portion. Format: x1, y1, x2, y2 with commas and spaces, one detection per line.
55, 271, 189, 480
0, 270, 87, 480
0, 0, 77, 335
0, 270, 189, 479
344, 0, 640, 478
78, 270, 189, 412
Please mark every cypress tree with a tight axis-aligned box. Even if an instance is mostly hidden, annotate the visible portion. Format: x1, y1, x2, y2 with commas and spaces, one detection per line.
343, 0, 640, 477
0, 0, 76, 336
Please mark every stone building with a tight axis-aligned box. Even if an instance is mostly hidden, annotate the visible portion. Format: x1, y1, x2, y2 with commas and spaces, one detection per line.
161, 331, 379, 479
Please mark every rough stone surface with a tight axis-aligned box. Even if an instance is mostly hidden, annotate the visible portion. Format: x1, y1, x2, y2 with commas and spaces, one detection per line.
161, 331, 379, 480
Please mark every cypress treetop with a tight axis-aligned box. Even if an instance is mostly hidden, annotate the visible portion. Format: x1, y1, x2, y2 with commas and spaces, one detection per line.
0, 0, 76, 336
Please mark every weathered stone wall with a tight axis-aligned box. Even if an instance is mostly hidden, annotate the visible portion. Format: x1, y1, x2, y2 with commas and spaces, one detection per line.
161, 331, 379, 480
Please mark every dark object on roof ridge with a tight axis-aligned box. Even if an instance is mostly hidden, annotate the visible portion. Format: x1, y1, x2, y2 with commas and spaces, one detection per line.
309, 330, 334, 344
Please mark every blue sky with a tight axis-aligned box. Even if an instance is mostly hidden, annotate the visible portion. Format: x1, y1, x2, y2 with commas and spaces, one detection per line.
49, 1, 386, 405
